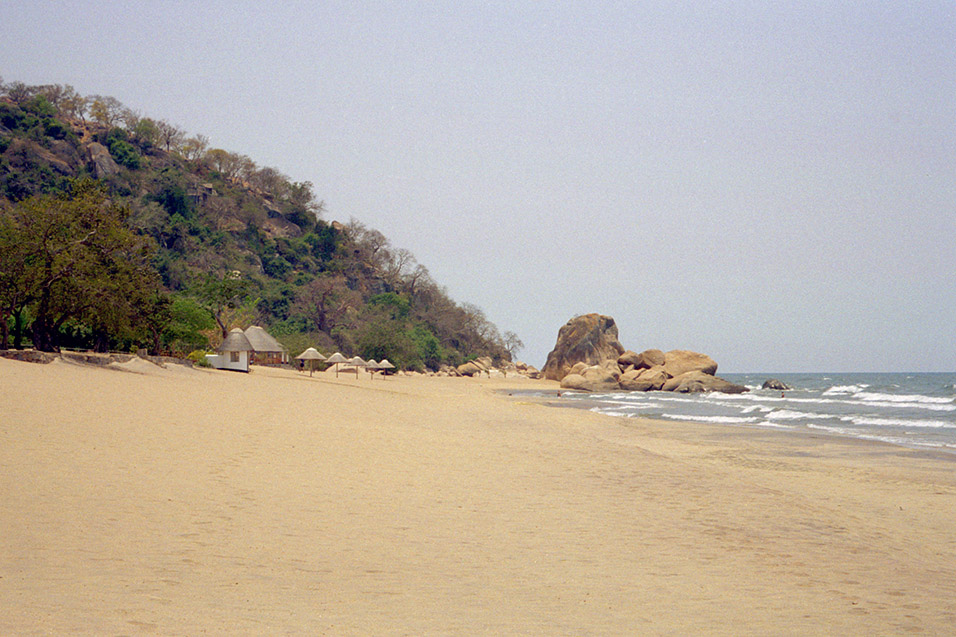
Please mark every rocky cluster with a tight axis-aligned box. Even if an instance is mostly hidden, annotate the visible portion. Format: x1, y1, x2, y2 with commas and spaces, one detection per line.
545, 314, 748, 394
441, 357, 540, 378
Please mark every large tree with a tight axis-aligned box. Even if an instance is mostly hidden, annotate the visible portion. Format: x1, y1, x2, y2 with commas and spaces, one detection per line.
195, 271, 253, 339
2, 180, 164, 351
291, 274, 359, 334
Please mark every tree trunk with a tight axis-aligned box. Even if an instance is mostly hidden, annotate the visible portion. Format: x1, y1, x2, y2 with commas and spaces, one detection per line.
93, 330, 110, 353
0, 312, 8, 350
12, 309, 24, 349
32, 287, 59, 352
214, 312, 228, 339
32, 316, 57, 352
150, 326, 161, 356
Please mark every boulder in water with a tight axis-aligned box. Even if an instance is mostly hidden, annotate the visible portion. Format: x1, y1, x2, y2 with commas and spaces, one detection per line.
762, 378, 791, 390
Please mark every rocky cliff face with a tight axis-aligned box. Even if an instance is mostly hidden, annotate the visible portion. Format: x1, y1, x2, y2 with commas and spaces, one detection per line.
542, 314, 625, 381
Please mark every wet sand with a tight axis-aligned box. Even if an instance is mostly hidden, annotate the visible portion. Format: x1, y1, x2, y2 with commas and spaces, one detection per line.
1, 356, 954, 634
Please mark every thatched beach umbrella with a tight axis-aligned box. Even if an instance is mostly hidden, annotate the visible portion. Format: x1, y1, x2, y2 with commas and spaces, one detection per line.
378, 359, 395, 378
295, 347, 326, 377
325, 352, 348, 377
366, 359, 379, 380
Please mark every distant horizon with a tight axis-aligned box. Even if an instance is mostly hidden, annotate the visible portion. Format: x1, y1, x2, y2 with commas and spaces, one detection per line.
4, 2, 953, 372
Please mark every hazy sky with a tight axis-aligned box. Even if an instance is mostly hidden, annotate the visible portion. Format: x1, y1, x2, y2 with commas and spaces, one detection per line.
3, 1, 954, 371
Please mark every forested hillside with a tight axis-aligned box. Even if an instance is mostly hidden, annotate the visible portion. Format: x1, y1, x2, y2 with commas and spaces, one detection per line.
0, 79, 521, 369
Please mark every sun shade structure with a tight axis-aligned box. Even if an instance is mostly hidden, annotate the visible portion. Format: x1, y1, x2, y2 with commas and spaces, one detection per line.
325, 352, 348, 377
366, 359, 379, 380
295, 347, 326, 376
377, 359, 395, 379
341, 356, 367, 379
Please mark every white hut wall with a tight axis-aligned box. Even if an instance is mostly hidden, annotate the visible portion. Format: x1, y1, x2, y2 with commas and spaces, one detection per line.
205, 351, 250, 372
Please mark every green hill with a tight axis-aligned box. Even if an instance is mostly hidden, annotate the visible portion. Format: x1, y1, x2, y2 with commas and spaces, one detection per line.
0, 80, 520, 369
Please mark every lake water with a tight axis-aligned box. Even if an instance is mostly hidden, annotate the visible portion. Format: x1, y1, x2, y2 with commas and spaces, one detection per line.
545, 372, 956, 454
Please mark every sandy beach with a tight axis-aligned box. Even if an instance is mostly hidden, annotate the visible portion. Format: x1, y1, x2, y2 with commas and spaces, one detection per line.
1, 356, 955, 635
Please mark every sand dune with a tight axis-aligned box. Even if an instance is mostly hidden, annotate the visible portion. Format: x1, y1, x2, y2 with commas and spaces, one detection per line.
1, 356, 954, 634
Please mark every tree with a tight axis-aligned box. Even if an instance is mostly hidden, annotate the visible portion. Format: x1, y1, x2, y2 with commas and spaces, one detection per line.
162, 296, 215, 353
58, 85, 88, 121
195, 271, 252, 338
503, 331, 524, 361
205, 148, 244, 181
0, 211, 31, 349
291, 275, 359, 334
4, 81, 33, 104
178, 134, 209, 164
130, 117, 160, 150
3, 180, 165, 351
155, 120, 185, 152
88, 95, 124, 127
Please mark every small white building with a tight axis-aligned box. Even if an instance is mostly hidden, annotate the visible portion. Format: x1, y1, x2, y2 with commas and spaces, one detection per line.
206, 328, 253, 372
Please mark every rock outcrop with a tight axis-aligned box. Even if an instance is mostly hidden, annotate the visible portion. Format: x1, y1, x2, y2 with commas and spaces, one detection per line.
762, 378, 791, 390
618, 349, 665, 372
662, 350, 718, 377
543, 314, 747, 395
456, 361, 483, 377
560, 365, 621, 392
662, 371, 748, 394
87, 142, 120, 178
542, 314, 625, 381
457, 356, 495, 377
619, 366, 668, 391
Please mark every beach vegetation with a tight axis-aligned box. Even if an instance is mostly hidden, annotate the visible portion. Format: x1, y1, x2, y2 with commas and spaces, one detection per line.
0, 79, 519, 365
186, 349, 213, 367
163, 297, 216, 353
0, 179, 165, 351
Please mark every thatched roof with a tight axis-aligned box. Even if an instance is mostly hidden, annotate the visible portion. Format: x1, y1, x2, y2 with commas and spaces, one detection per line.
378, 359, 395, 369
296, 347, 326, 360
243, 326, 286, 353
348, 356, 367, 367
220, 328, 253, 352
325, 352, 348, 364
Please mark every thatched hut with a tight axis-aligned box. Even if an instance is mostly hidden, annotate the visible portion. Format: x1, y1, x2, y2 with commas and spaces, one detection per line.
206, 328, 253, 372
243, 326, 289, 366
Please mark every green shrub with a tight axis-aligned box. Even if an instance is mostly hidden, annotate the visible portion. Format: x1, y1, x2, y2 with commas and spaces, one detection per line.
186, 349, 213, 367
108, 139, 141, 169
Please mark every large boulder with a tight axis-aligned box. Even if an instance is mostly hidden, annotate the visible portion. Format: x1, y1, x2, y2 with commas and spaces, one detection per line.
663, 350, 718, 377
568, 361, 589, 377
619, 348, 666, 372
543, 314, 625, 381
617, 350, 642, 369
636, 349, 666, 369
456, 362, 482, 377
87, 142, 120, 178
662, 371, 748, 394
560, 365, 621, 392
625, 366, 669, 391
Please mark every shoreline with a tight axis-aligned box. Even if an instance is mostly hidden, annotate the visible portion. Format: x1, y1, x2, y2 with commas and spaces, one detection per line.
513, 389, 956, 461
504, 383, 956, 461
2, 357, 955, 633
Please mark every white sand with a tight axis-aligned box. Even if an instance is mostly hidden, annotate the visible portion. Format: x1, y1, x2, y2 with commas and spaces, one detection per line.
1, 357, 954, 634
